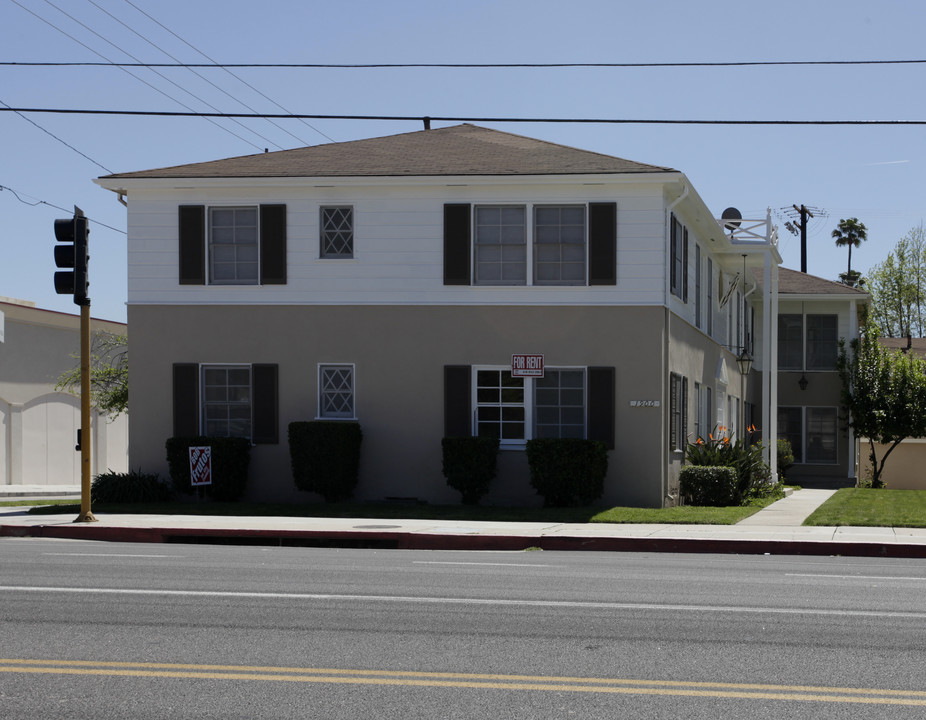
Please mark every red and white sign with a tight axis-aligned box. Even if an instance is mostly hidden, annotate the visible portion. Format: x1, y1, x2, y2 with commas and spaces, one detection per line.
511, 354, 544, 378
189, 446, 212, 486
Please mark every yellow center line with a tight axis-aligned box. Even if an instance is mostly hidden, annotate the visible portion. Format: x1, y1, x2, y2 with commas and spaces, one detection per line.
1, 659, 923, 706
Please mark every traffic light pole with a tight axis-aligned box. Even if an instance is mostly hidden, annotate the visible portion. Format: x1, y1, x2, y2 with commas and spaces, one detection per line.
75, 302, 96, 523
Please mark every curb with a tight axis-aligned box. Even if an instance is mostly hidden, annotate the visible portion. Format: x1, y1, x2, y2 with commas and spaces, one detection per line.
5, 523, 926, 558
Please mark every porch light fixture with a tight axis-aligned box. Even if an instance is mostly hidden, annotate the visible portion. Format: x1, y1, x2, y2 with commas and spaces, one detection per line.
736, 348, 753, 376
798, 374, 809, 391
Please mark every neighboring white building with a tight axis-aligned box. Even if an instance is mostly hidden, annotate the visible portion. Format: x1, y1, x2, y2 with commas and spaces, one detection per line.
0, 298, 128, 487
95, 124, 793, 506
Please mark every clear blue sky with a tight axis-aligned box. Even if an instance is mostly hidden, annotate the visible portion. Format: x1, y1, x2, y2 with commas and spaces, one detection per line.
2, 0, 924, 323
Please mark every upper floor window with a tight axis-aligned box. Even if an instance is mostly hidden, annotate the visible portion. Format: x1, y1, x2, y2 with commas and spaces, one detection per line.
320, 206, 354, 259
778, 314, 838, 371
669, 214, 688, 301
179, 204, 286, 286
443, 202, 616, 287
210, 207, 258, 284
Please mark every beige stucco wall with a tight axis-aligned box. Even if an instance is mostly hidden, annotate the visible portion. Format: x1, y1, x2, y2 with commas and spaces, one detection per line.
0, 302, 128, 485
129, 304, 682, 507
861, 441, 926, 489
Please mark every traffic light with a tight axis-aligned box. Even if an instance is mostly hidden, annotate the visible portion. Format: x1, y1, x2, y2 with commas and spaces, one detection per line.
54, 213, 89, 306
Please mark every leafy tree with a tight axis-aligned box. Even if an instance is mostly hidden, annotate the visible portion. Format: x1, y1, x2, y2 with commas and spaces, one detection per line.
832, 217, 868, 281
867, 225, 926, 337
56, 331, 128, 417
836, 317, 926, 487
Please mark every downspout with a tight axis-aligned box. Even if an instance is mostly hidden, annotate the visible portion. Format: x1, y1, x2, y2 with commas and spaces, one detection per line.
117, 191, 127, 207
663, 181, 689, 506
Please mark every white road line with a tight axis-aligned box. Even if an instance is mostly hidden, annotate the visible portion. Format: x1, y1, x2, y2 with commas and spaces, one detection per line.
787, 573, 926, 581
1, 585, 925, 618
412, 561, 554, 567
42, 553, 176, 558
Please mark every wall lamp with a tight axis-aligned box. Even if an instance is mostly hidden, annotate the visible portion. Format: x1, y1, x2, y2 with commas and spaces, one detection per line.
798, 374, 809, 391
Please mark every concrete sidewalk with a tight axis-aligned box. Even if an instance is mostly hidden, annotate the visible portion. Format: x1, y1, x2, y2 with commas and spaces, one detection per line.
3, 486, 926, 557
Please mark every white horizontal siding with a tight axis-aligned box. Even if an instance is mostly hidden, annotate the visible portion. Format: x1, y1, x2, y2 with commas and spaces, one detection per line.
123, 180, 672, 307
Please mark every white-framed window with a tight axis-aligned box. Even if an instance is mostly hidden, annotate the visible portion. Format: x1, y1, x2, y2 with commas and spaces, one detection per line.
202, 365, 251, 438
778, 406, 838, 464
473, 366, 586, 445
778, 314, 839, 371
474, 205, 527, 285
209, 207, 258, 284
320, 206, 354, 259
534, 205, 586, 285
318, 364, 355, 419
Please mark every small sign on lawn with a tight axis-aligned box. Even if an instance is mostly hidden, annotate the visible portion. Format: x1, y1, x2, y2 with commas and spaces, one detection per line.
189, 446, 212, 487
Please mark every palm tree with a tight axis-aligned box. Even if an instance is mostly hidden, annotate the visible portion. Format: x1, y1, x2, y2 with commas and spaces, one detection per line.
832, 218, 868, 281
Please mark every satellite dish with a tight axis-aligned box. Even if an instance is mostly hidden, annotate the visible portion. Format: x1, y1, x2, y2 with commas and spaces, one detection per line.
722, 207, 742, 232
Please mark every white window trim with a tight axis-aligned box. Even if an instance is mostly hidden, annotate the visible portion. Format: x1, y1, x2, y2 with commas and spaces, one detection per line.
200, 363, 252, 440
471, 203, 590, 287
472, 365, 588, 448
207, 205, 261, 286
317, 363, 357, 421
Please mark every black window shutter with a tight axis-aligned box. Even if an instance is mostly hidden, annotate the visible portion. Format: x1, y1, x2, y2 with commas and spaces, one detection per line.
443, 204, 471, 285
260, 205, 287, 285
444, 365, 472, 437
683, 228, 689, 302
178, 206, 205, 285
173, 363, 200, 437
589, 202, 617, 286
251, 364, 279, 444
669, 374, 679, 451
669, 213, 677, 294
587, 367, 615, 449
682, 376, 689, 444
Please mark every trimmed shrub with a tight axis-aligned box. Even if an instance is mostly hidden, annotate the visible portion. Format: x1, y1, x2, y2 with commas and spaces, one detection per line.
525, 438, 608, 507
685, 429, 773, 504
165, 436, 251, 501
289, 421, 363, 502
680, 465, 738, 506
91, 469, 171, 504
442, 436, 500, 505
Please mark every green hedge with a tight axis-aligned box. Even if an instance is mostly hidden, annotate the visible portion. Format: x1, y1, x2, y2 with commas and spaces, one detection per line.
680, 465, 738, 506
289, 421, 363, 502
165, 436, 251, 501
442, 436, 500, 505
526, 438, 608, 507
91, 469, 171, 504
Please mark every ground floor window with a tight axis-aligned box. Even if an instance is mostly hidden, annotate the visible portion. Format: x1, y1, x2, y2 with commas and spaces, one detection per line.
319, 364, 355, 419
778, 406, 838, 464
669, 373, 688, 452
474, 366, 586, 445
202, 365, 251, 438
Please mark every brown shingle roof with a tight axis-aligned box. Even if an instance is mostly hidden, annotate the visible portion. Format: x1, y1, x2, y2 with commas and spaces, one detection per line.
101, 124, 676, 180
774, 267, 868, 296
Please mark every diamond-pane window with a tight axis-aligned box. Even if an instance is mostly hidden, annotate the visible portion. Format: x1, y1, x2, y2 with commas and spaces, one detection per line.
321, 207, 353, 258
320, 365, 355, 418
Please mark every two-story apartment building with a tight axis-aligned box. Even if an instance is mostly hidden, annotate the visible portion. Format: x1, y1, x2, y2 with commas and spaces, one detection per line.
96, 123, 791, 507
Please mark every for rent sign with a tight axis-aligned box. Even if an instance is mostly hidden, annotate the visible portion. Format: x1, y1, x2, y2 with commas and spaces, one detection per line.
189, 446, 212, 487
511, 354, 544, 378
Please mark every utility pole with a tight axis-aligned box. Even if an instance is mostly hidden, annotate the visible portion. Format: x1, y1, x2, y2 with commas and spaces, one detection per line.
53, 207, 96, 523
793, 204, 812, 274
779, 205, 827, 274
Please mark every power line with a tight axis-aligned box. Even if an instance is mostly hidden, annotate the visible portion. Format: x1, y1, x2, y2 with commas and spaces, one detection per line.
0, 183, 126, 234
0, 97, 112, 173
119, 0, 333, 144
2, 59, 925, 68
2, 108, 925, 125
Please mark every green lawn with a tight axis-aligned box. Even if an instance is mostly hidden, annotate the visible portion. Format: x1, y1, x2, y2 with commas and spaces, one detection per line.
804, 488, 926, 528
20, 492, 783, 525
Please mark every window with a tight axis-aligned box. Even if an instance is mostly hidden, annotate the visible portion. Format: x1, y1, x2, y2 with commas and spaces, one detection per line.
443, 203, 615, 287
209, 207, 258, 284
202, 365, 251, 438
475, 205, 526, 285
669, 372, 688, 452
319, 364, 355, 419
694, 382, 715, 442
534, 370, 586, 439
475, 369, 526, 441
534, 205, 586, 285
778, 406, 838, 464
778, 314, 804, 370
179, 204, 286, 286
706, 258, 714, 336
695, 246, 703, 329
670, 214, 688, 301
778, 314, 839, 371
320, 206, 354, 259
807, 315, 838, 370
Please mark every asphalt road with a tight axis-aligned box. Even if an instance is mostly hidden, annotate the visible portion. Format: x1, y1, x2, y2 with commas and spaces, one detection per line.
2, 537, 926, 719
